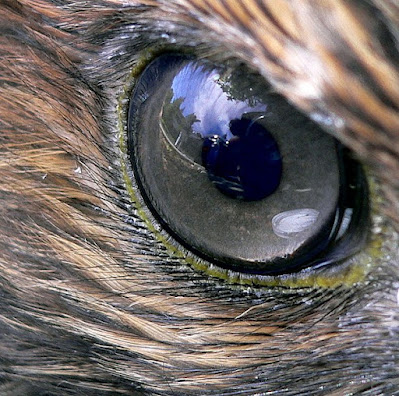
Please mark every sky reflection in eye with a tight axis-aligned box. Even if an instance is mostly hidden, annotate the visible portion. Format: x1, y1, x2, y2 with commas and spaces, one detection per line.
171, 64, 266, 139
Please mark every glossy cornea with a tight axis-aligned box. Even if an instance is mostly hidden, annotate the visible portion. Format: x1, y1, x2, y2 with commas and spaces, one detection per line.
127, 54, 369, 275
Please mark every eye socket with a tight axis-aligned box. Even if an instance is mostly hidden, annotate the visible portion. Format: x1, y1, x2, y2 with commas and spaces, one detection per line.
127, 54, 369, 276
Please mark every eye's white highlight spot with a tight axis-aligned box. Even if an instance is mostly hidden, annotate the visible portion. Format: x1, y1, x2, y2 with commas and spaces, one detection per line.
272, 209, 320, 239
336, 208, 353, 239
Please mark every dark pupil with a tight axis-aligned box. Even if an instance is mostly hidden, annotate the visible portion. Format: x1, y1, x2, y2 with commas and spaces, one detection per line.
202, 118, 282, 201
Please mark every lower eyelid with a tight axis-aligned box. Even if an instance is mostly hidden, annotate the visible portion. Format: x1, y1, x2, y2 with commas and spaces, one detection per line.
116, 54, 394, 290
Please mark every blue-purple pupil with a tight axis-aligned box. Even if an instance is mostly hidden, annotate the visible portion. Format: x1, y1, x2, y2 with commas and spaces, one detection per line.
167, 61, 283, 201
202, 118, 282, 201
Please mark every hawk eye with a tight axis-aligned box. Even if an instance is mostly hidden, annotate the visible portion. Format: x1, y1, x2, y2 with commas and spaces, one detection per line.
127, 54, 368, 275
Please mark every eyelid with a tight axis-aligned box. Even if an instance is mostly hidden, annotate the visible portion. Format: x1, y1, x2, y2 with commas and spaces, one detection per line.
117, 52, 391, 290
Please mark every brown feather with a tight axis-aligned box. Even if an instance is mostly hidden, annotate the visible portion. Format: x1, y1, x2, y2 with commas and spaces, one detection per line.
0, 1, 398, 394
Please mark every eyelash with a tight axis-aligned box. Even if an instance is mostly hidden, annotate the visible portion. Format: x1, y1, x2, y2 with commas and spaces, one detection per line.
114, 48, 392, 290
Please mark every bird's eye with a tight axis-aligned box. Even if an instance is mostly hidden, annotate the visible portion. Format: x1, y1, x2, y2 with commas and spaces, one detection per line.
127, 54, 368, 276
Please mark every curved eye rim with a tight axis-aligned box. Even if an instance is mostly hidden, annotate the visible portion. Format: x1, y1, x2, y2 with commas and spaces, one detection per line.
126, 53, 371, 277
118, 50, 388, 288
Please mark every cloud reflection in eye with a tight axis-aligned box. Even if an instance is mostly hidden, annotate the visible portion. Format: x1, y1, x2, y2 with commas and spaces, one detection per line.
171, 63, 266, 139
